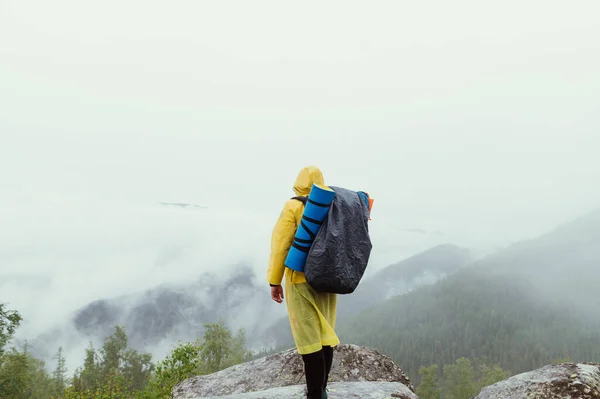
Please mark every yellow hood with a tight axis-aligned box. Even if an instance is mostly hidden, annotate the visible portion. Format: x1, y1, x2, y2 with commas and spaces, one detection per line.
293, 166, 325, 196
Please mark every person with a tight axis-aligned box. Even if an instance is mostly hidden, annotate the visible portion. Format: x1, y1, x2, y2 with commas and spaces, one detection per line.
266, 165, 339, 399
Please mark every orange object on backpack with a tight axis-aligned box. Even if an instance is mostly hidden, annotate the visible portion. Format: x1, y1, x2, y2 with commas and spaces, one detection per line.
367, 196, 374, 220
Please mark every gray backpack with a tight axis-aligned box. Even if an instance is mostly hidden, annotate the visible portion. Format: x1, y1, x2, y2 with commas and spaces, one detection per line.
294, 186, 372, 294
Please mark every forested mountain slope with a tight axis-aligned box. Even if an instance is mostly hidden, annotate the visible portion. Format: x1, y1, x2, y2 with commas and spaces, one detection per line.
340, 209, 600, 382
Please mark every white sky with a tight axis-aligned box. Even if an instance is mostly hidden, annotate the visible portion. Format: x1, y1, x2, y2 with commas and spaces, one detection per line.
1, 0, 599, 350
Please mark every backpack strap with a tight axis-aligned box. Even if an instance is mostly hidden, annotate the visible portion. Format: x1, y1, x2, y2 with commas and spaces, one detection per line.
291, 196, 324, 226
291, 196, 307, 205
291, 196, 332, 208
290, 196, 316, 247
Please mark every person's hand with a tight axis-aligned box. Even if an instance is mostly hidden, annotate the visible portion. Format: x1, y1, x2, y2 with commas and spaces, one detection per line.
271, 285, 284, 303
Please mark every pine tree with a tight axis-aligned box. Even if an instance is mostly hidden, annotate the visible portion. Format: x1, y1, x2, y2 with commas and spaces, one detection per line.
100, 325, 128, 379
77, 342, 100, 392
68, 326, 155, 397
23, 351, 52, 399
50, 346, 68, 397
0, 348, 31, 399
122, 347, 153, 391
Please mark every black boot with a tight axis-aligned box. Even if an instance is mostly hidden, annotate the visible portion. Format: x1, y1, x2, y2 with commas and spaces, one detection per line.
301, 349, 325, 399
322, 345, 333, 390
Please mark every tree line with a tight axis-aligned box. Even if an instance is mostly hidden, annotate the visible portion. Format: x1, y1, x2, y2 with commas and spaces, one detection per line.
0, 302, 254, 399
5, 265, 599, 399
5, 301, 515, 399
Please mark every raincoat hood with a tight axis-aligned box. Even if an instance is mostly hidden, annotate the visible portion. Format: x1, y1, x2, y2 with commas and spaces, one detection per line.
293, 166, 325, 196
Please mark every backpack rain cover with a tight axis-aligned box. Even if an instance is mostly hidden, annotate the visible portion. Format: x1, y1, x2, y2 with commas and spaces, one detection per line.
304, 186, 372, 294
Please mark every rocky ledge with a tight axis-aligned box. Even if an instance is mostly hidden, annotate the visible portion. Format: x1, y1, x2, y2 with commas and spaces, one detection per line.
187, 382, 417, 399
173, 344, 416, 398
474, 362, 600, 399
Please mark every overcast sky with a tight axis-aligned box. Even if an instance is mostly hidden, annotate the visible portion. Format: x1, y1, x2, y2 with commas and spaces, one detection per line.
1, 0, 600, 345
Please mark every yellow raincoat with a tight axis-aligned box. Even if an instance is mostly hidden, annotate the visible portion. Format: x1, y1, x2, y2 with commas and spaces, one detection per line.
266, 166, 340, 355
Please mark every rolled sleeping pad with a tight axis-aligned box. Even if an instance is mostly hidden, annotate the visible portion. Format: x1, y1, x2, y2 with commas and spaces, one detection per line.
284, 183, 336, 272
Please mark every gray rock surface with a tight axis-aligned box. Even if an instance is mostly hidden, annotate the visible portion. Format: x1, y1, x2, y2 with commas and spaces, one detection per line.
474, 362, 600, 399
193, 382, 418, 399
173, 344, 415, 398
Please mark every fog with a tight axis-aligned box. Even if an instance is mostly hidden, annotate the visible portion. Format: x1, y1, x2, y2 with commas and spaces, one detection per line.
1, 0, 600, 372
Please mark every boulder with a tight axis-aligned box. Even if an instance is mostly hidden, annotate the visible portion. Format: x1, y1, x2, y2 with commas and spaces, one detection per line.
173, 344, 415, 398
474, 362, 600, 399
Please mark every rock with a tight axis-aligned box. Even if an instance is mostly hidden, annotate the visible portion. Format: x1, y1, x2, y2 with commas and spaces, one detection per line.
173, 344, 415, 398
185, 382, 418, 399
474, 362, 600, 399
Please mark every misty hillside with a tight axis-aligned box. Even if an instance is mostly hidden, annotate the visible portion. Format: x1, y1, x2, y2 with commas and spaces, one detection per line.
35, 243, 471, 363
267, 244, 472, 349
73, 266, 278, 345
26, 209, 600, 377
340, 209, 600, 382
473, 208, 600, 317
28, 265, 283, 364
339, 244, 472, 319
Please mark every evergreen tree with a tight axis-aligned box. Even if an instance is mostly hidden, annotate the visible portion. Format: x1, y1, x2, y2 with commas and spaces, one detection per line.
67, 326, 153, 397
100, 325, 128, 379
0, 348, 31, 399
62, 368, 131, 399
50, 346, 69, 397
76, 342, 100, 392
23, 350, 52, 399
122, 347, 154, 391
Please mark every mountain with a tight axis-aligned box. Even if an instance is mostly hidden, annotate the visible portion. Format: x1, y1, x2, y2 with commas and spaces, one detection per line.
340, 209, 600, 382
72, 265, 281, 347
338, 244, 472, 320
29, 208, 600, 382
472, 208, 600, 319
27, 265, 285, 367
340, 267, 600, 382
28, 243, 470, 370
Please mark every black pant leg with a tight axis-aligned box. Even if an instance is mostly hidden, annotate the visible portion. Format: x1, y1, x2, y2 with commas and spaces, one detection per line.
322, 345, 334, 389
301, 349, 325, 399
